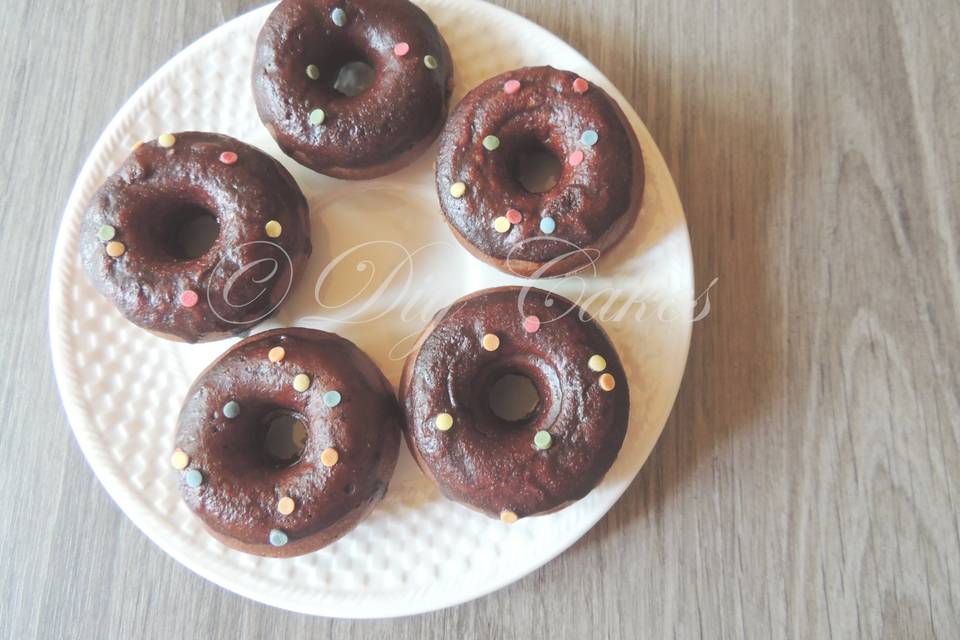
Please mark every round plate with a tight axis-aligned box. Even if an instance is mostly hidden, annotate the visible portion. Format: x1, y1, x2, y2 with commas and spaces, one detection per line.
49, 0, 692, 617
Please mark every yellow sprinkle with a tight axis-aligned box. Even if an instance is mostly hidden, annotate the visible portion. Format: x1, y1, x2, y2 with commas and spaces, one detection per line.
481, 333, 500, 352
277, 496, 296, 515
450, 182, 467, 198
105, 241, 125, 257
170, 449, 189, 470
493, 216, 510, 233
599, 373, 616, 391
500, 510, 519, 524
268, 346, 286, 362
293, 373, 311, 392
158, 133, 176, 148
265, 220, 282, 238
435, 413, 454, 431
320, 447, 339, 467
588, 355, 607, 372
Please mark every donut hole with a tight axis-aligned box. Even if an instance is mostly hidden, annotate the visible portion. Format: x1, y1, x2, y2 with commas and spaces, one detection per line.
487, 374, 541, 424
508, 140, 563, 194
333, 60, 377, 97
262, 411, 308, 468
146, 199, 219, 260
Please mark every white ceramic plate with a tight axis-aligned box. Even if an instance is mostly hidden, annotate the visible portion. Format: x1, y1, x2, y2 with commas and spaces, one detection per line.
49, 0, 692, 617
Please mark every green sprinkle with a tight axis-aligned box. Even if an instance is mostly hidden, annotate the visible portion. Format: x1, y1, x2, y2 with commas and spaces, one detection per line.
331, 7, 347, 27
423, 55, 438, 70
306, 64, 320, 80
97, 225, 116, 242
309, 108, 326, 125
534, 430, 553, 450
323, 390, 342, 407
223, 401, 240, 419
269, 529, 289, 547
185, 469, 203, 488
581, 129, 599, 146
482, 135, 500, 151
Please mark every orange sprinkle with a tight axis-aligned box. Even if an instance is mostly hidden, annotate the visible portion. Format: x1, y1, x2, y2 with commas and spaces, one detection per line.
599, 373, 616, 391
320, 447, 339, 467
105, 241, 125, 257
268, 346, 286, 362
500, 510, 519, 524
277, 496, 295, 515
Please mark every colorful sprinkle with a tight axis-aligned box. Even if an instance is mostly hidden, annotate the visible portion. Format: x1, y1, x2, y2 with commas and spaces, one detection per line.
588, 355, 607, 372
423, 55, 438, 70
568, 149, 585, 166
534, 430, 553, 450
158, 133, 176, 148
539, 217, 556, 235
179, 290, 199, 308
500, 510, 519, 524
131, 141, 144, 151
264, 220, 282, 238
493, 216, 511, 233
268, 346, 286, 363
599, 373, 616, 391
269, 529, 289, 547
105, 241, 125, 257
219, 151, 238, 165
293, 373, 311, 392
506, 209, 522, 224
306, 64, 320, 80
331, 7, 347, 26
223, 400, 240, 419
394, 42, 410, 56
277, 496, 296, 515
309, 108, 326, 125
320, 447, 339, 467
572, 77, 589, 94
523, 315, 541, 333
503, 79, 521, 94
482, 135, 501, 151
97, 224, 116, 242
170, 449, 189, 470
450, 182, 467, 198
581, 130, 599, 146
184, 469, 203, 488
481, 333, 500, 352
323, 390, 342, 407
435, 413, 454, 431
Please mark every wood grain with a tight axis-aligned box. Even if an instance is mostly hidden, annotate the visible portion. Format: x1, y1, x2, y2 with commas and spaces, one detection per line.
1, 0, 958, 637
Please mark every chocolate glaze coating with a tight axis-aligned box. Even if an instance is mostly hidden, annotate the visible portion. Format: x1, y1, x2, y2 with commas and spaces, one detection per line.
175, 328, 401, 557
435, 67, 644, 278
253, 0, 454, 179
80, 132, 311, 343
399, 287, 630, 520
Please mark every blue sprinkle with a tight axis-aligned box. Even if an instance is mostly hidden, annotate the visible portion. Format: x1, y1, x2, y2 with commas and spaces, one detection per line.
331, 7, 347, 26
223, 400, 240, 419
269, 529, 289, 547
323, 390, 342, 407
185, 469, 203, 488
540, 217, 557, 235
580, 129, 599, 146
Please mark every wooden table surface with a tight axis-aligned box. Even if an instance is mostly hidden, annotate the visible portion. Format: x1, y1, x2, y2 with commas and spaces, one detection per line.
2, 0, 958, 637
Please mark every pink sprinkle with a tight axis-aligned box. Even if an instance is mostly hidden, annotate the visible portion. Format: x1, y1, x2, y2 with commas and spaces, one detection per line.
523, 315, 541, 333
180, 290, 199, 308
504, 79, 521, 94
506, 208, 522, 224
573, 77, 589, 94
219, 151, 238, 165
394, 42, 410, 56
568, 149, 585, 166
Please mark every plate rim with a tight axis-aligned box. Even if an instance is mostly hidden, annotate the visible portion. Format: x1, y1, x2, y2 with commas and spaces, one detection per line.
48, 0, 694, 617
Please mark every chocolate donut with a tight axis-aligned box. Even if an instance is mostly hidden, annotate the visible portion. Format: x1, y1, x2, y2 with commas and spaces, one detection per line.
253, 0, 453, 179
435, 67, 644, 278
173, 328, 401, 557
399, 287, 629, 522
80, 132, 311, 343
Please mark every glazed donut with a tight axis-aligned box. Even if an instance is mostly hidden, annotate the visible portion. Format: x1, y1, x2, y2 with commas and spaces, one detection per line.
253, 0, 454, 179
399, 286, 629, 522
173, 328, 401, 557
80, 131, 311, 343
435, 66, 644, 277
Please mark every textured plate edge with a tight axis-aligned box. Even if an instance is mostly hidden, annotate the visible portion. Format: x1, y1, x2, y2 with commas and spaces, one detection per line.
47, 0, 694, 618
